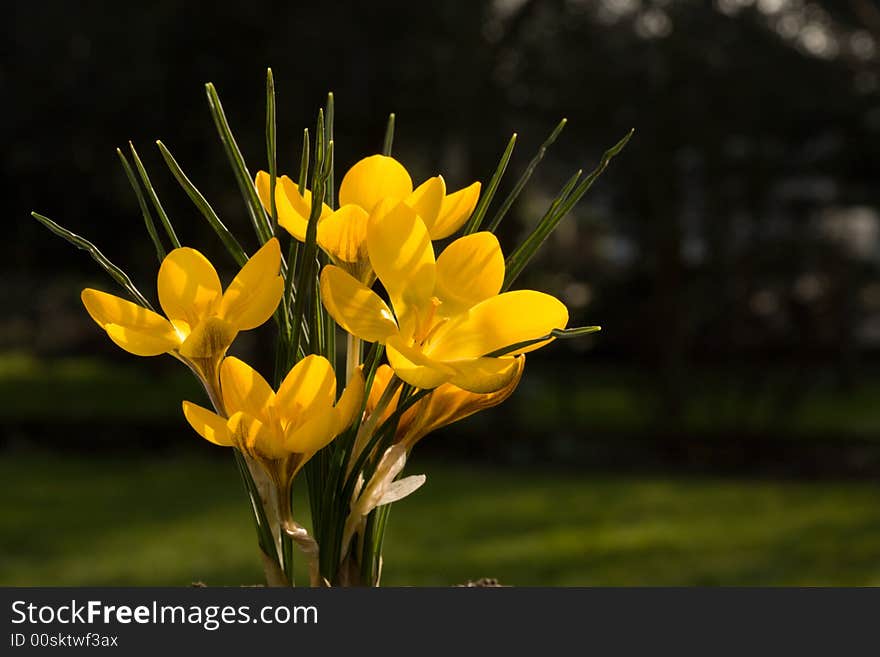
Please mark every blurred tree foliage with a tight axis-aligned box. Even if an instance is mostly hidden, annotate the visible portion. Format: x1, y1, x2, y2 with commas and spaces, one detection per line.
5, 0, 880, 438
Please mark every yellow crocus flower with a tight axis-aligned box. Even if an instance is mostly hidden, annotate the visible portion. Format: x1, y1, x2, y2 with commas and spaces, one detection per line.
81, 238, 283, 387
181, 355, 364, 506
320, 203, 568, 393
255, 154, 481, 283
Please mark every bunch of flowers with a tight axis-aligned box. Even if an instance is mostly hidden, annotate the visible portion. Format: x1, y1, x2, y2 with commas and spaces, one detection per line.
33, 71, 630, 586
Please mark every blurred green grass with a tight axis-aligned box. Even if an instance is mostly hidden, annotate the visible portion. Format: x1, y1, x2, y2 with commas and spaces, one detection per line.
5, 351, 880, 439
2, 451, 879, 586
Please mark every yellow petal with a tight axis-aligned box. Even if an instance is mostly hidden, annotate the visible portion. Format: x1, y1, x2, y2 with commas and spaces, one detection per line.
405, 176, 445, 232
220, 356, 275, 420
320, 265, 398, 343
103, 324, 178, 357
367, 200, 435, 313
178, 316, 237, 360
316, 205, 370, 263
182, 401, 234, 447
255, 171, 272, 212
157, 247, 222, 330
447, 356, 521, 394
428, 290, 569, 360
435, 232, 504, 317
282, 407, 340, 456
430, 182, 481, 239
339, 155, 413, 212
386, 335, 456, 389
81, 289, 179, 356
275, 355, 336, 425
365, 365, 402, 430
335, 367, 365, 432
228, 411, 284, 460
276, 176, 331, 241
219, 237, 283, 330
399, 356, 524, 447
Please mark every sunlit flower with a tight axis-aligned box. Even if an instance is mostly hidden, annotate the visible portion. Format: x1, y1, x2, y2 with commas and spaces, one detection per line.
81, 239, 283, 386
256, 155, 480, 283
182, 355, 364, 506
320, 204, 568, 393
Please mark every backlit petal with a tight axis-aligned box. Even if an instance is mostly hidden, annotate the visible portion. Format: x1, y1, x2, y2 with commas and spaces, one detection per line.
435, 232, 504, 317
405, 176, 445, 232
275, 355, 336, 426
367, 200, 435, 312
157, 247, 222, 329
428, 290, 568, 360
320, 265, 398, 343
178, 316, 237, 360
339, 154, 412, 212
282, 408, 340, 456
255, 171, 272, 213
228, 411, 284, 460
447, 356, 521, 394
104, 324, 179, 357
386, 335, 456, 389
399, 356, 524, 447
182, 401, 234, 447
218, 237, 283, 330
81, 289, 179, 356
220, 356, 275, 421
335, 367, 365, 433
276, 175, 331, 241
430, 182, 481, 239
316, 205, 370, 264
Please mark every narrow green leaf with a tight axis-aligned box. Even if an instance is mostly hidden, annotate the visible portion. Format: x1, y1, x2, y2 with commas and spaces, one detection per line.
484, 326, 602, 358
462, 133, 517, 235
155, 140, 248, 267
128, 142, 181, 249
298, 128, 310, 195
503, 129, 633, 290
31, 212, 154, 310
486, 118, 567, 233
205, 82, 273, 244
116, 148, 165, 263
288, 113, 328, 361
265, 68, 278, 234
382, 113, 396, 156
324, 92, 335, 208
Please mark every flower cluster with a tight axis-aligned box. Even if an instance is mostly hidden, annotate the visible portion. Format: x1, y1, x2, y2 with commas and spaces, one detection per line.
38, 76, 623, 587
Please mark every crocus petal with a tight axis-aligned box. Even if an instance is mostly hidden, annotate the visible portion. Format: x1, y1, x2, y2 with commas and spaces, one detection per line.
399, 356, 524, 447
405, 176, 445, 232
335, 367, 366, 433
255, 171, 273, 213
275, 176, 331, 241
182, 401, 234, 447
178, 316, 237, 360
104, 324, 180, 357
282, 407, 340, 456
316, 205, 370, 264
435, 232, 504, 317
365, 365, 402, 430
386, 335, 456, 389
430, 182, 481, 239
81, 289, 179, 356
320, 265, 398, 343
367, 200, 435, 313
447, 356, 521, 394
339, 154, 412, 212
228, 411, 284, 460
220, 356, 275, 421
218, 238, 283, 330
428, 290, 569, 360
275, 355, 336, 425
157, 247, 222, 330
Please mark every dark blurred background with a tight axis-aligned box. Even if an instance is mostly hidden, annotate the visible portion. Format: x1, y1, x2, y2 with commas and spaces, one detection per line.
4, 0, 880, 585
